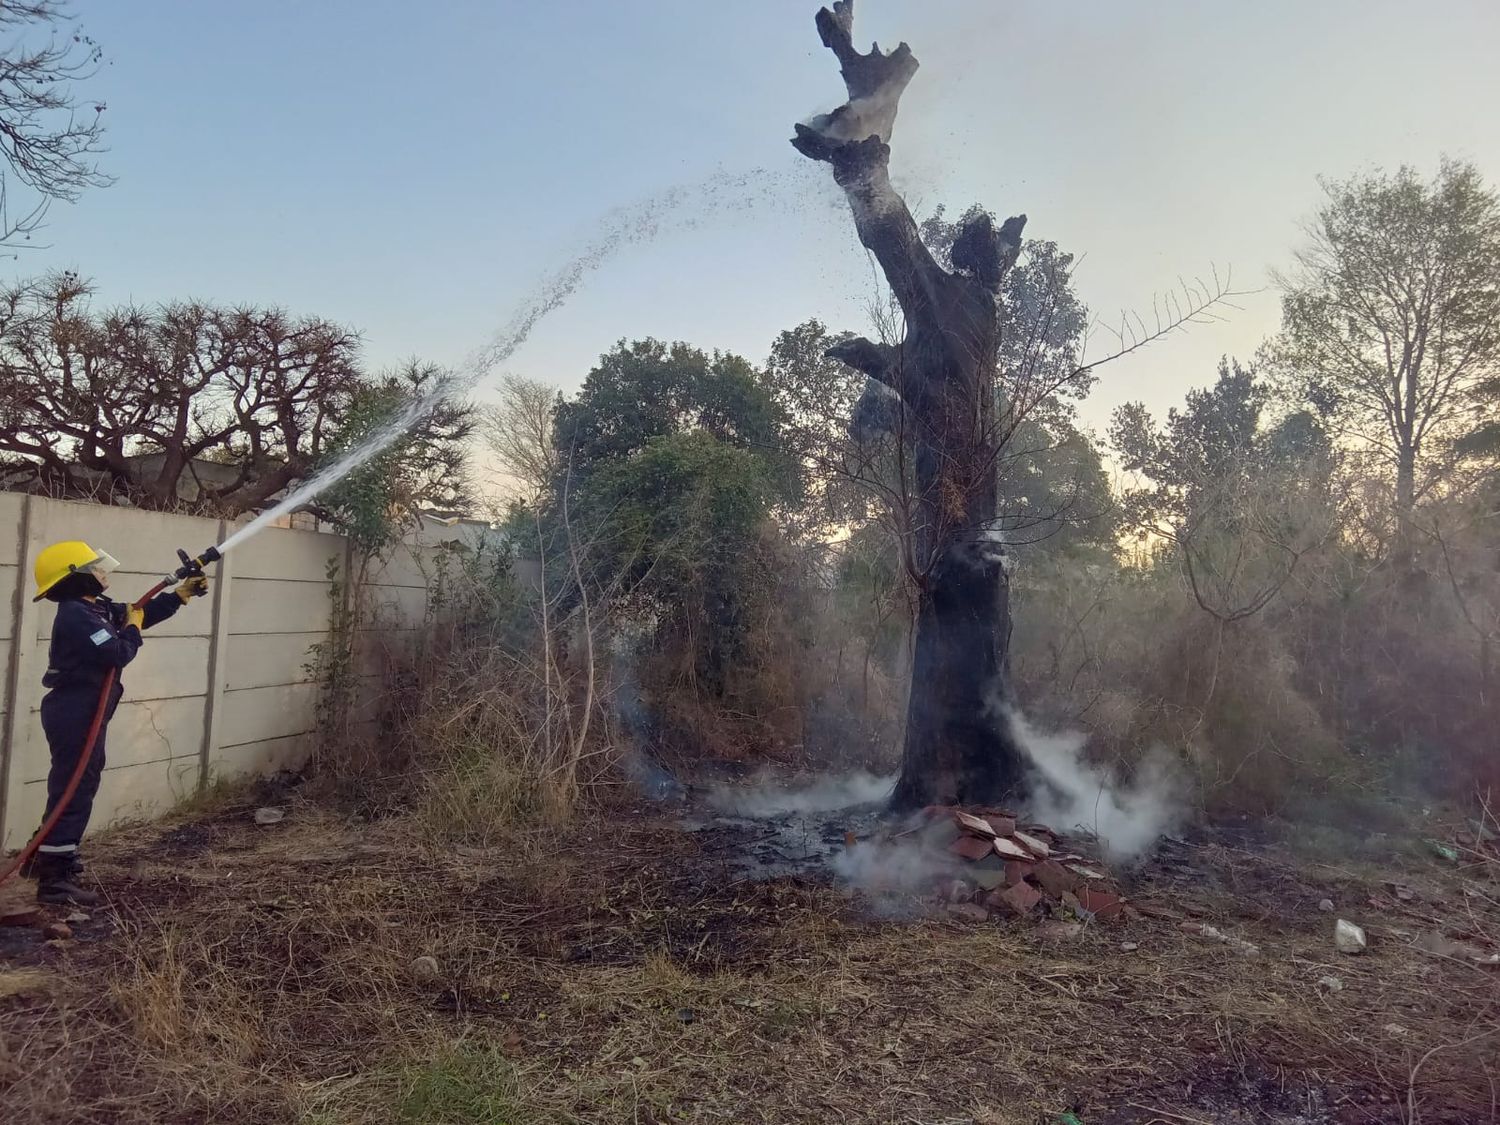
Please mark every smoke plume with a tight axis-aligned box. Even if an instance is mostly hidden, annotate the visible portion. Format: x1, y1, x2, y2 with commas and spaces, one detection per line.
1004, 707, 1184, 862
707, 771, 895, 817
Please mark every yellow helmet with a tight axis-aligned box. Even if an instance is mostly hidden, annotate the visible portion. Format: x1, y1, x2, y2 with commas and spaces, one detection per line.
32, 540, 120, 601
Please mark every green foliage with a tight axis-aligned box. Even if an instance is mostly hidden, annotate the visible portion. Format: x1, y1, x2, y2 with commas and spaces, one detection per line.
319, 361, 474, 554
1269, 159, 1500, 518
765, 318, 875, 533
997, 416, 1118, 562
553, 338, 795, 499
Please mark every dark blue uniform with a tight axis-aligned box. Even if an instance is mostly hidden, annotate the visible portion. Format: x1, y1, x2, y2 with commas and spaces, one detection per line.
35, 591, 181, 860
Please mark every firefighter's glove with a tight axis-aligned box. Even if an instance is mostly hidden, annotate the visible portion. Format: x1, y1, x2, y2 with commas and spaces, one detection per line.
123, 604, 146, 631
176, 575, 209, 604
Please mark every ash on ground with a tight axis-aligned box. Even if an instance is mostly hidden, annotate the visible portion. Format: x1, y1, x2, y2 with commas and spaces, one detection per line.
681, 772, 1128, 922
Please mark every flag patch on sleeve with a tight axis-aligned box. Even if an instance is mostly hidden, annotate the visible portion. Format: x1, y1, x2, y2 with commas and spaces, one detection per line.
90, 628, 111, 646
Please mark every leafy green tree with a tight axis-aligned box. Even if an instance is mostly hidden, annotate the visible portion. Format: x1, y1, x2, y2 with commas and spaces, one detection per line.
318, 361, 474, 553
1111, 358, 1337, 619
553, 338, 791, 491
1270, 160, 1500, 543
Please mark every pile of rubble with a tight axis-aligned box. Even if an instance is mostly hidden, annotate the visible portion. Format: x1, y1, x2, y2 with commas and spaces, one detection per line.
902, 805, 1131, 923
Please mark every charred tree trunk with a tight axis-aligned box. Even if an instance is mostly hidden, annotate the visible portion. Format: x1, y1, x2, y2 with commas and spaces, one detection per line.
792, 1, 1028, 809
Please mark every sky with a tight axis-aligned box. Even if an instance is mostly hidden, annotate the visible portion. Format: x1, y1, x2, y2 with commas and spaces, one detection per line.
23, 0, 1500, 452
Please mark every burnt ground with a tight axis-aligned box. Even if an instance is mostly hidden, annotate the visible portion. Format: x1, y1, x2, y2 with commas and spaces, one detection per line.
1, 786, 1497, 1125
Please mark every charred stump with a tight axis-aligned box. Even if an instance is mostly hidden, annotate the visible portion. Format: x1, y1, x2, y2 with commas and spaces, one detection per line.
792, 1, 1028, 809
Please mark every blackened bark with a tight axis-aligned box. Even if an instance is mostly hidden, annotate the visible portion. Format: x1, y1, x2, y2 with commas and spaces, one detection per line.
792, 1, 1029, 809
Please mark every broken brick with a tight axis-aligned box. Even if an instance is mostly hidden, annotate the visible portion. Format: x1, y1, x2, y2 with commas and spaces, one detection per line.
968, 853, 1009, 890
996, 880, 1043, 916
1065, 863, 1108, 882
1012, 830, 1052, 858
993, 837, 1033, 861
946, 902, 991, 923
949, 834, 994, 862
1004, 859, 1036, 887
955, 812, 997, 837
1033, 859, 1082, 898
977, 811, 1018, 835
1074, 887, 1126, 921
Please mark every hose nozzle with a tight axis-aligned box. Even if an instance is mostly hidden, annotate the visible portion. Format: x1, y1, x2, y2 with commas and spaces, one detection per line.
172, 545, 223, 581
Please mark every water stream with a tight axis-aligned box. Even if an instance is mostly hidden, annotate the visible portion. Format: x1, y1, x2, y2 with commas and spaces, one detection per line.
218, 164, 829, 555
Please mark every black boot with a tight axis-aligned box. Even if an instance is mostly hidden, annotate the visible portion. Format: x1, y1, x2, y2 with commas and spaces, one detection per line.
34, 854, 102, 907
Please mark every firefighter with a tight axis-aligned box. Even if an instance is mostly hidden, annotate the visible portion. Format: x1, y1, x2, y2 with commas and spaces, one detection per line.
24, 541, 209, 905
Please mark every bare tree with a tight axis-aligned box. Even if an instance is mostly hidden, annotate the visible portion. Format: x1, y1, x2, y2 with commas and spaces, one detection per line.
0, 272, 471, 515
481, 373, 559, 501
0, 1, 110, 249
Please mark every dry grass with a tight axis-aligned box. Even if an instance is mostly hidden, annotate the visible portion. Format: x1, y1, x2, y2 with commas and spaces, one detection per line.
2, 793, 1498, 1124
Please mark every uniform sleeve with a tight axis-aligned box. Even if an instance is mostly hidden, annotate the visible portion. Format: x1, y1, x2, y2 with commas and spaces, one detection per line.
142, 590, 183, 629
59, 600, 143, 671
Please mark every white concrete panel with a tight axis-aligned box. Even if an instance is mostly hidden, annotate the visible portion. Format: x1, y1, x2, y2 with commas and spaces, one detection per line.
227, 578, 334, 636
218, 682, 319, 747
0, 492, 24, 564
36, 499, 222, 565
221, 631, 324, 691
360, 583, 428, 626
14, 752, 203, 835
362, 540, 436, 589
0, 562, 17, 641
225, 523, 345, 582
209, 733, 311, 782
17, 695, 207, 784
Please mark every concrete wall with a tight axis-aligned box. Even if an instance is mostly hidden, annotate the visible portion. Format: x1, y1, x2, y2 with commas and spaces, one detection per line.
0, 494, 519, 851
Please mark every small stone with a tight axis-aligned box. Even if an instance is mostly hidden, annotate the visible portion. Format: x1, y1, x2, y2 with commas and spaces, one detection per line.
1334, 919, 1368, 954
410, 955, 440, 981
1318, 898, 1335, 913
1120, 942, 1139, 952
1383, 1023, 1410, 1037
1, 908, 41, 928
66, 912, 90, 924
41, 922, 72, 941
254, 806, 285, 826
1317, 975, 1344, 992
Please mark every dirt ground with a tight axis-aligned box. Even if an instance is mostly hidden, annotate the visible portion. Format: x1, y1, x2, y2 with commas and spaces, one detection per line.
1, 785, 1497, 1125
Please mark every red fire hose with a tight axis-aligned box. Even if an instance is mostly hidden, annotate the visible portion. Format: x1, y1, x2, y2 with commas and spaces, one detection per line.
0, 578, 172, 891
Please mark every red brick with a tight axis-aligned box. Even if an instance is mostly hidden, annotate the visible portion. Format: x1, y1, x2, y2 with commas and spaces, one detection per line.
955, 811, 997, 837
978, 811, 1018, 835
1033, 859, 1082, 898
1065, 862, 1109, 882
949, 834, 994, 862
946, 902, 991, 923
1075, 887, 1126, 921
1013, 830, 1052, 858
993, 836, 1032, 860
1004, 859, 1036, 886
997, 880, 1043, 916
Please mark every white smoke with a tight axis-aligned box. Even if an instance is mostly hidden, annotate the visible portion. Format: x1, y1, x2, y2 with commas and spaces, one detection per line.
1004, 707, 1184, 863
707, 770, 895, 817
832, 836, 955, 905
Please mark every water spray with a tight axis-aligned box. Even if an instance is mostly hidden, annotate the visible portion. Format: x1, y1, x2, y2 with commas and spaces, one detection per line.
3, 163, 834, 892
